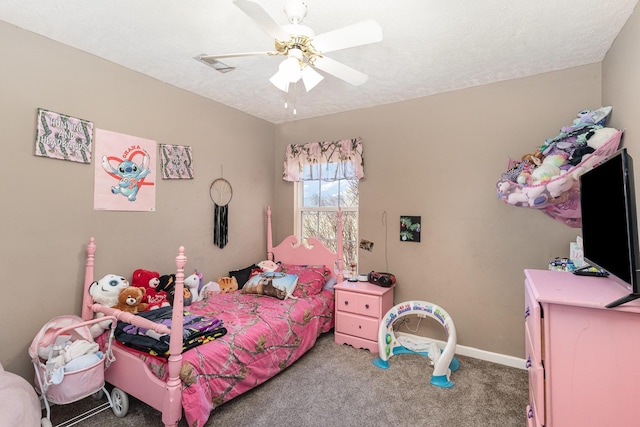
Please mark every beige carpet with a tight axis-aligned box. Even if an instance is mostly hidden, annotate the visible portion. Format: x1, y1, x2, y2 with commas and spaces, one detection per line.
48, 332, 528, 426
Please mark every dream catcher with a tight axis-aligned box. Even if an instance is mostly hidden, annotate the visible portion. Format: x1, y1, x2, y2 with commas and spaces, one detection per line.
210, 176, 233, 248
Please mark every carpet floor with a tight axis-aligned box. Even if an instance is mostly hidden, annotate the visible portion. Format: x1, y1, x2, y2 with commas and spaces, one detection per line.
48, 332, 528, 426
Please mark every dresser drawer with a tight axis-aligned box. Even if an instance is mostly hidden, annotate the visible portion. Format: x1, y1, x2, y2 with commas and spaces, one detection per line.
335, 311, 379, 341
524, 280, 542, 362
525, 326, 545, 426
336, 290, 382, 318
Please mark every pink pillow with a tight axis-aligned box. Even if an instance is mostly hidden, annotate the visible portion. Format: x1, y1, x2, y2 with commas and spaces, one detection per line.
278, 264, 330, 297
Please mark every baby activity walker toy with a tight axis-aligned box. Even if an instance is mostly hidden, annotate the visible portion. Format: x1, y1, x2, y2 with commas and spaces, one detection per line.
372, 300, 459, 388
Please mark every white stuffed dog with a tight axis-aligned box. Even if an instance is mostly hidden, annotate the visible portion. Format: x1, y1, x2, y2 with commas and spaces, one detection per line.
88, 274, 129, 337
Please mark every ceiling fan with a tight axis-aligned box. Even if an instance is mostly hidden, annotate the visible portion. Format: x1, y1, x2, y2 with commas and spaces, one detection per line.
199, 0, 383, 93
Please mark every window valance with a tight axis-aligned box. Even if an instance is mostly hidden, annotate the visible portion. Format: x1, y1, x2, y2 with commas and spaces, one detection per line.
282, 137, 365, 182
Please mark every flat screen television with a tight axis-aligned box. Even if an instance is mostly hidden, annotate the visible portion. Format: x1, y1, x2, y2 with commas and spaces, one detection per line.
577, 147, 640, 308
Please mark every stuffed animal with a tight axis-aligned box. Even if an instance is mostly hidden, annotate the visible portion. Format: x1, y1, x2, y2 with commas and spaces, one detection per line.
587, 127, 619, 150
217, 276, 238, 293
560, 106, 612, 133
131, 268, 170, 310
530, 154, 567, 185
112, 287, 149, 314
257, 260, 279, 272
184, 270, 204, 303
88, 274, 129, 337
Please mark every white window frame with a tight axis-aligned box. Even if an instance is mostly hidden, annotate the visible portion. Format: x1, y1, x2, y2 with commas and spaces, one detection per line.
293, 180, 359, 264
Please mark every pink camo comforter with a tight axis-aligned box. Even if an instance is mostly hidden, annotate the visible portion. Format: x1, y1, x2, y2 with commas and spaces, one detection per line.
133, 289, 334, 426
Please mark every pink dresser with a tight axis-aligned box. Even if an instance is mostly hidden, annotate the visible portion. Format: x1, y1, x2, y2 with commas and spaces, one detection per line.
524, 269, 640, 427
334, 280, 395, 353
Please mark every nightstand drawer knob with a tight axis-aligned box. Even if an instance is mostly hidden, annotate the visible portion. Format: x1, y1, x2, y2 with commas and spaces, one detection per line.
524, 306, 530, 319
365, 304, 369, 309
525, 356, 532, 369
344, 301, 349, 306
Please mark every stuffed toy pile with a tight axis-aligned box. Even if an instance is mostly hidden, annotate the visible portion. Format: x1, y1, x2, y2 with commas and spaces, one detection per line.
496, 106, 622, 227
131, 269, 171, 310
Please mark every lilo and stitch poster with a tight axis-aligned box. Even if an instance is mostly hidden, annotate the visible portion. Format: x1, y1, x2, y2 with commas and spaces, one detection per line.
94, 128, 156, 211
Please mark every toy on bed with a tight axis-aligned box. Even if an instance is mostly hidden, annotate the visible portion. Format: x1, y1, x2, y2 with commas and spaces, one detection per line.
217, 276, 238, 293
88, 274, 130, 338
132, 269, 170, 310
80, 207, 344, 427
112, 287, 149, 314
184, 270, 204, 302
496, 106, 623, 228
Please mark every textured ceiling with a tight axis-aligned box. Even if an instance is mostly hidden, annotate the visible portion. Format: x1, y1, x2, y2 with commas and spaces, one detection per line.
1, 0, 638, 124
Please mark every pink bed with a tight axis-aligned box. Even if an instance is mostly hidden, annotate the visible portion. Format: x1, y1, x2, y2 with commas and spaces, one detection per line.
81, 207, 343, 426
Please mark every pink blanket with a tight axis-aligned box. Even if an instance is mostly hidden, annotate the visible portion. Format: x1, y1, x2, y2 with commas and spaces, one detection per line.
123, 289, 334, 426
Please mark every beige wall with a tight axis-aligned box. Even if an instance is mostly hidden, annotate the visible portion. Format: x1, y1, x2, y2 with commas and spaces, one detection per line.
274, 65, 600, 358
0, 22, 276, 379
3, 2, 640, 380
603, 0, 640, 154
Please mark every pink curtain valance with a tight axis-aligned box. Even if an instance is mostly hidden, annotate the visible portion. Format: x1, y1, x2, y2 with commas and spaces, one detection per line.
282, 137, 365, 182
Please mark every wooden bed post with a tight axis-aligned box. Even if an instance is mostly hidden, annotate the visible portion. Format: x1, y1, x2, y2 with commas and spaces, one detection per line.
82, 238, 96, 321
163, 245, 187, 427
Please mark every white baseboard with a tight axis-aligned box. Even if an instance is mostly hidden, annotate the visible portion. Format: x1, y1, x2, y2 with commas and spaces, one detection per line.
453, 343, 526, 370
393, 332, 526, 370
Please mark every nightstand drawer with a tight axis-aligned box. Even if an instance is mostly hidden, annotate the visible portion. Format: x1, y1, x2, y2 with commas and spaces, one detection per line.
335, 311, 379, 340
336, 291, 381, 317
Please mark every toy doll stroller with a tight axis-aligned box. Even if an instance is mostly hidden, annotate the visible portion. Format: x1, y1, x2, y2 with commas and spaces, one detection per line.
29, 314, 127, 427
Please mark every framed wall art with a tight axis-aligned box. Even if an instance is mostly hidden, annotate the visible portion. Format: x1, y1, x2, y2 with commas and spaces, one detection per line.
159, 144, 193, 179
34, 108, 94, 163
400, 215, 421, 242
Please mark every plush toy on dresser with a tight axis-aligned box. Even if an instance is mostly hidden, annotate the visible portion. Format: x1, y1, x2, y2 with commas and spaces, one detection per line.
88, 274, 130, 337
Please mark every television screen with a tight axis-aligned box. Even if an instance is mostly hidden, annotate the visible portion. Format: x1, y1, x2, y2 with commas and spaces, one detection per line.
578, 147, 640, 308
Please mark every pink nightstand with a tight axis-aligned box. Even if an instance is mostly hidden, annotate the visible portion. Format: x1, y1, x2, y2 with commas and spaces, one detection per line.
334, 280, 395, 353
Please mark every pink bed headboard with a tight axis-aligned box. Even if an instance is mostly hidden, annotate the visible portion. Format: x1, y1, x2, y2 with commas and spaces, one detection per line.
266, 206, 344, 283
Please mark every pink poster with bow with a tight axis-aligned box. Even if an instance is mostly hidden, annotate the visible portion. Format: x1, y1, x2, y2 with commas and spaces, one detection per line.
94, 128, 156, 211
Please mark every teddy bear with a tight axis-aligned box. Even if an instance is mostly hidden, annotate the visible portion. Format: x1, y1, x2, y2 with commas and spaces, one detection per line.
112, 286, 149, 314
217, 276, 238, 293
88, 274, 130, 337
131, 268, 170, 310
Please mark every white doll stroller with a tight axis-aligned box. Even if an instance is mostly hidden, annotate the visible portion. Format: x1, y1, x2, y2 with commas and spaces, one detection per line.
29, 315, 127, 427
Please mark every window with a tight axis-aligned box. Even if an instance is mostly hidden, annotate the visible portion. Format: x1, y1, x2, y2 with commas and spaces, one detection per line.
283, 137, 364, 267
295, 163, 358, 266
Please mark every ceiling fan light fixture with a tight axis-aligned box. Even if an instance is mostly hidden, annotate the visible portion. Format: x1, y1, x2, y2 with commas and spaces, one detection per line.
269, 69, 290, 92
301, 65, 323, 92
270, 56, 303, 92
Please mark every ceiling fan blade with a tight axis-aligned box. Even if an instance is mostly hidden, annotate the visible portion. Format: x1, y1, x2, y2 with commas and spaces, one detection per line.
199, 51, 275, 61
312, 20, 383, 53
234, 0, 290, 41
313, 56, 368, 86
